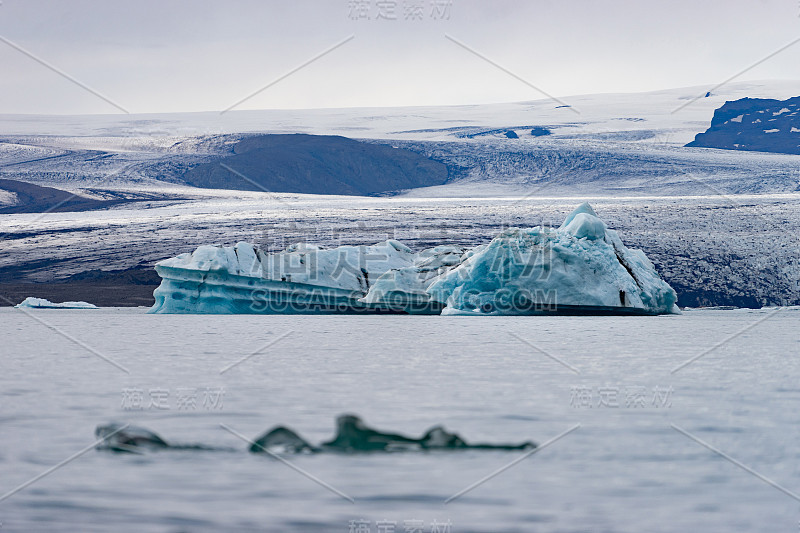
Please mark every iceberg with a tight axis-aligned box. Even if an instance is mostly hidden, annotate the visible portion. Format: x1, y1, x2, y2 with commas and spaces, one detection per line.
150, 239, 446, 314
427, 203, 678, 315
149, 203, 678, 315
15, 297, 98, 309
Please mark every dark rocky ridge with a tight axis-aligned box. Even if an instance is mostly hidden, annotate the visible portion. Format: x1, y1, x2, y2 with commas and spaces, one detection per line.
687, 96, 800, 154
0, 179, 125, 213
0, 267, 161, 307
181, 134, 449, 195
0, 179, 188, 214
0, 261, 773, 309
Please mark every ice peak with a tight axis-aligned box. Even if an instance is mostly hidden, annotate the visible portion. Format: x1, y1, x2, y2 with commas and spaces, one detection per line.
560, 202, 599, 228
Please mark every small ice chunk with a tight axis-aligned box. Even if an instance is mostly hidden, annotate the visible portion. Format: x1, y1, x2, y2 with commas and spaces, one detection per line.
15, 297, 97, 309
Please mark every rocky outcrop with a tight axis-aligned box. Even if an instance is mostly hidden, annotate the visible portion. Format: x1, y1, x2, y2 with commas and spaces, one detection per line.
687, 96, 800, 154
181, 134, 449, 195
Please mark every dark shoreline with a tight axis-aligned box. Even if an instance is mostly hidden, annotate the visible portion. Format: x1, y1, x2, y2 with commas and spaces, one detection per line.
0, 263, 769, 310
0, 281, 766, 310
0, 283, 157, 307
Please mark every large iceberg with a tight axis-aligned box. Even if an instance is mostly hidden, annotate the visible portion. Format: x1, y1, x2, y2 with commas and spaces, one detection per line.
428, 203, 678, 315
150, 203, 678, 315
150, 239, 450, 314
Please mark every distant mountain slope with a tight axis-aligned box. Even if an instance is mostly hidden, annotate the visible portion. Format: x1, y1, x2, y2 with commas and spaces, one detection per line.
181, 134, 449, 195
686, 96, 800, 154
0, 178, 191, 214
0, 179, 119, 213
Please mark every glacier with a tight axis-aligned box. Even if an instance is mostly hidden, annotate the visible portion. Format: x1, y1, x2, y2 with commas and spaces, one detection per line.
149, 203, 678, 315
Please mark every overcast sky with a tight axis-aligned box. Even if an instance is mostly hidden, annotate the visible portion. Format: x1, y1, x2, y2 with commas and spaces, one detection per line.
0, 0, 798, 114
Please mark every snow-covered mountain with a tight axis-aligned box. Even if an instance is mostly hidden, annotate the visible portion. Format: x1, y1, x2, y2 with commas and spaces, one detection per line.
1, 80, 800, 199
1, 81, 799, 308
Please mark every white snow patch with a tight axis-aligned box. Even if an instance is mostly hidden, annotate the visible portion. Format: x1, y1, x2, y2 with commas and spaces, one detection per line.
0, 189, 17, 207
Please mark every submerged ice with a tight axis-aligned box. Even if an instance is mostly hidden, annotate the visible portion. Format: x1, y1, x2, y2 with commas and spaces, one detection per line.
95, 415, 535, 454
149, 203, 678, 315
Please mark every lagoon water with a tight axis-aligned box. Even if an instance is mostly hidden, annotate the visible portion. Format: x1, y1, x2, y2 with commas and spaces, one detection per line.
1, 307, 799, 532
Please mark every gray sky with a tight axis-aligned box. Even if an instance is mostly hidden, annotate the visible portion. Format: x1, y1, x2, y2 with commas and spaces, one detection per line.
0, 0, 798, 114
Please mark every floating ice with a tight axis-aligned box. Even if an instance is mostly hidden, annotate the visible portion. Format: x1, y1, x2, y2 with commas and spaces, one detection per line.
150, 240, 430, 314
150, 203, 678, 315
95, 414, 535, 454
251, 414, 535, 453
428, 203, 678, 315
156, 240, 415, 291
15, 297, 98, 309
